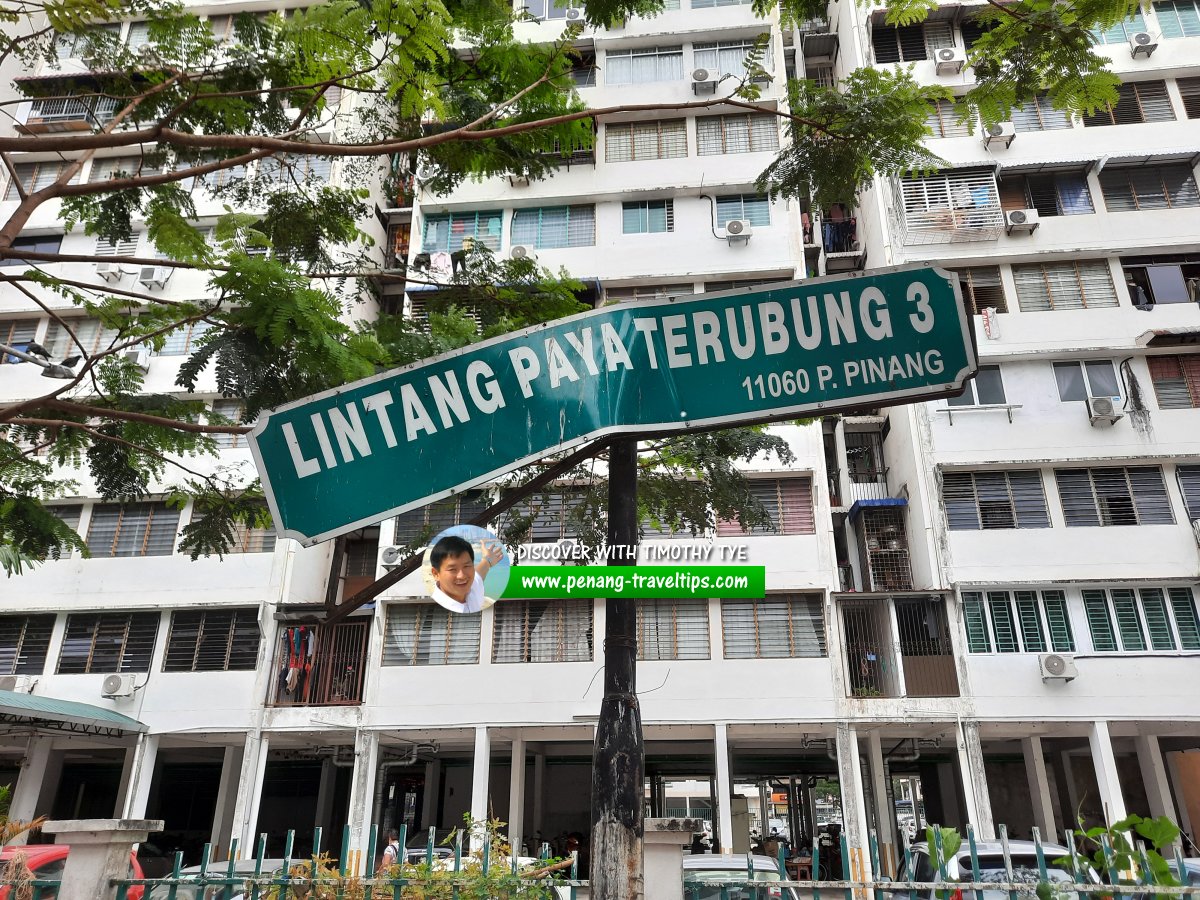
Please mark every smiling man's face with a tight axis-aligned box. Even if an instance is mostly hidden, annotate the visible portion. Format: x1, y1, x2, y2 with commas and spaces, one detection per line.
431, 551, 476, 603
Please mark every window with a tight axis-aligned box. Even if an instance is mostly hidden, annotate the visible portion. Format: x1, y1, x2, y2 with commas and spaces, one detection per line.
194, 156, 250, 191
49, 505, 82, 535
697, 114, 779, 155
960, 17, 995, 50
715, 194, 770, 227
86, 502, 180, 557
0, 319, 38, 363
501, 487, 587, 542
925, 99, 970, 139
896, 169, 1004, 243
722, 594, 826, 658
0, 236, 63, 267
57, 612, 160, 673
422, 210, 502, 253
569, 51, 598, 87
1179, 78, 1200, 118
155, 319, 212, 357
1055, 466, 1175, 526
691, 0, 751, 8
522, 0, 579, 19
999, 171, 1094, 216
54, 23, 121, 58
623, 200, 674, 234
943, 471, 1050, 530
1091, 11, 1147, 42
4, 162, 76, 201
1012, 261, 1118, 311
604, 46, 684, 85
382, 603, 480, 665
260, 153, 334, 183
1149, 355, 1200, 408
704, 278, 784, 293
1154, 0, 1200, 37
1053, 360, 1119, 402
1099, 165, 1200, 211
693, 38, 772, 79
1083, 587, 1200, 651
948, 266, 1006, 315
605, 120, 687, 162
1122, 256, 1200, 306
637, 599, 710, 660
946, 365, 1005, 406
606, 283, 693, 304
94, 234, 140, 258
871, 24, 936, 62
717, 478, 815, 536
394, 490, 489, 545
1082, 81, 1175, 126
1010, 94, 1072, 131
43, 317, 122, 358
88, 156, 161, 183
226, 517, 276, 553
1179, 466, 1200, 520
210, 399, 248, 449
0, 615, 56, 675
492, 599, 592, 662
163, 609, 260, 671
511, 205, 595, 249
961, 590, 1075, 653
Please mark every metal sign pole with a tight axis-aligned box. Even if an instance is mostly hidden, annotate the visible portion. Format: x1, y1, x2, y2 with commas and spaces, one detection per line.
590, 438, 644, 900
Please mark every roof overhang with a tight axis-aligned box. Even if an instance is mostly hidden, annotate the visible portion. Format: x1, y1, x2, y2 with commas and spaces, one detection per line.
1136, 327, 1200, 348
0, 689, 146, 737
848, 497, 907, 524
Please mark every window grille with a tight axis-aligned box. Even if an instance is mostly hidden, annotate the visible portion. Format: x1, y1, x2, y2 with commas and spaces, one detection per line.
871, 24, 930, 62
163, 609, 260, 671
703, 278, 785, 293
0, 319, 38, 363
895, 169, 1004, 244
1055, 467, 1175, 527
1010, 94, 1072, 131
605, 120, 687, 162
693, 38, 771, 79
43, 318, 123, 358
943, 471, 1050, 530
715, 194, 770, 226
604, 46, 684, 84
344, 533, 379, 578
637, 599, 710, 660
1012, 261, 1118, 311
383, 603, 481, 665
606, 284, 693, 304
210, 399, 248, 449
947, 266, 1006, 315
717, 478, 815, 536
422, 210, 503, 253
1179, 77, 1200, 118
1091, 11, 1147, 42
925, 99, 970, 139
156, 320, 212, 356
1053, 360, 1120, 402
511, 206, 595, 249
57, 611, 160, 673
697, 114, 779, 155
492, 599, 593, 662
499, 487, 588, 542
85, 502, 180, 557
999, 172, 1094, 216
0, 615, 56, 675
1149, 355, 1200, 408
1082, 81, 1175, 126
1099, 165, 1200, 211
622, 200, 674, 234
961, 590, 1075, 653
394, 491, 489, 546
722, 594, 825, 658
1154, 0, 1200, 37
1083, 587, 1200, 651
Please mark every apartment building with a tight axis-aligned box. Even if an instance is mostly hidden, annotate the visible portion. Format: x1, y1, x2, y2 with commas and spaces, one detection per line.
0, 0, 1198, 878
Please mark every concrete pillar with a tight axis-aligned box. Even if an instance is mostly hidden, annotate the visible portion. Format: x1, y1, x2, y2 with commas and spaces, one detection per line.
421, 760, 442, 833
230, 733, 270, 853
1135, 735, 1178, 835
644, 818, 700, 900
314, 758, 338, 831
835, 723, 873, 881
470, 726, 490, 849
346, 730, 380, 859
120, 734, 160, 820
956, 721, 995, 839
714, 723, 734, 853
508, 736, 526, 850
1022, 737, 1058, 840
209, 745, 242, 856
8, 737, 54, 845
866, 731, 896, 876
1088, 721, 1128, 826
42, 818, 163, 900
1165, 751, 1194, 838
532, 750, 545, 839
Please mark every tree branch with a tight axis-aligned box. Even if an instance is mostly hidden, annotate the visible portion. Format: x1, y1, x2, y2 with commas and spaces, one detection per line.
37, 398, 251, 435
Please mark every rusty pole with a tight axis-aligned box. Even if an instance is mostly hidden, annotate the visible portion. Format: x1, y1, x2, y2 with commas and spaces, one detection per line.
589, 437, 644, 900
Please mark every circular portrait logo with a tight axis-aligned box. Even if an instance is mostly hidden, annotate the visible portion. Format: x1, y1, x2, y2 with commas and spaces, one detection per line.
421, 524, 511, 615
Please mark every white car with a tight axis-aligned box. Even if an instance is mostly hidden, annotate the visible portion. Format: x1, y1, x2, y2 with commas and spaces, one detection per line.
894, 840, 1100, 900
683, 853, 804, 900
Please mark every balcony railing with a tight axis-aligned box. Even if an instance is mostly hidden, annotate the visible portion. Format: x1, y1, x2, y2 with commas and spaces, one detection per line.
845, 468, 889, 504
18, 96, 119, 133
271, 620, 369, 706
893, 170, 1005, 245
839, 595, 960, 699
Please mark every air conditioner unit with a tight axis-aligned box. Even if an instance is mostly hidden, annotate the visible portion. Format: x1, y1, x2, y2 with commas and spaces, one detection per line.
123, 345, 151, 371
1129, 31, 1157, 57
415, 165, 438, 184
934, 47, 966, 74
95, 261, 123, 282
1087, 395, 1124, 425
137, 265, 171, 289
725, 219, 753, 243
510, 244, 538, 261
691, 68, 718, 95
1005, 208, 1040, 234
508, 173, 531, 187
101, 673, 137, 699
565, 6, 583, 20
381, 546, 403, 565
1038, 653, 1078, 682
983, 121, 1016, 149
0, 675, 36, 693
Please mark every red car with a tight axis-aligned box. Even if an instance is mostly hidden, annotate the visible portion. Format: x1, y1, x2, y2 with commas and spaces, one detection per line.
0, 844, 145, 900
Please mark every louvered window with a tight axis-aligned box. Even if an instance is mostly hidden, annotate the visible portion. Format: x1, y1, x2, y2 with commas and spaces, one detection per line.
1099, 165, 1200, 211
226, 517, 276, 553
1010, 94, 1072, 132
1178, 466, 1200, 522
156, 320, 212, 356
717, 478, 815, 536
210, 399, 248, 449
422, 210, 503, 253
704, 279, 784, 293
194, 155, 250, 190
715, 195, 770, 227
0, 615, 55, 675
86, 503, 180, 557
1082, 587, 1200, 651
925, 99, 970, 139
54, 23, 121, 58
0, 236, 64, 267
960, 18, 994, 50
1012, 261, 1118, 311
383, 603, 480, 665
43, 318, 123, 358
693, 38, 772, 79
1055, 467, 1175, 527
1082, 81, 1175, 126
605, 120, 687, 162
606, 284, 693, 304
961, 590, 1075, 653
871, 24, 931, 62
49, 505, 82, 534
722, 594, 826, 658
1154, 0, 1200, 37
57, 612, 160, 673
947, 266, 1006, 315
1053, 360, 1120, 402
4, 162, 74, 201
943, 471, 1050, 530
511, 206, 595, 249
999, 172, 1094, 216
946, 365, 1005, 406
394, 490, 489, 546
163, 609, 259, 671
1091, 11, 1147, 42
492, 599, 593, 663
1149, 355, 1200, 408
0, 319, 38, 363
88, 156, 161, 183
637, 599, 710, 660
1170, 587, 1200, 649
501, 487, 587, 542
697, 114, 780, 154
691, 0, 750, 8
260, 153, 334, 183
1179, 78, 1200, 118
93, 234, 140, 258
623, 200, 674, 234
605, 46, 684, 85
896, 169, 1004, 244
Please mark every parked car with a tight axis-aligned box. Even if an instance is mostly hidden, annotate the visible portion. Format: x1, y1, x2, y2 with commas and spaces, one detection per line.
0, 844, 145, 900
1168, 859, 1200, 887
143, 858, 289, 900
404, 846, 454, 865
683, 853, 804, 900
895, 840, 1100, 900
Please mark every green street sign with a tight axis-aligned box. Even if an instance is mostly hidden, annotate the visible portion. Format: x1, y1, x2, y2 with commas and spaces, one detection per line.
250, 264, 976, 545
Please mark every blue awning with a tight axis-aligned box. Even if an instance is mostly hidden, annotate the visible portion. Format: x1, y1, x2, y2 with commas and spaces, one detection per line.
848, 497, 907, 524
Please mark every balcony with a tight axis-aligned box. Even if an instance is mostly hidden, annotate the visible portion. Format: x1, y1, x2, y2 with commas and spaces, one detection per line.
839, 593, 960, 698
852, 501, 913, 593
17, 96, 118, 133
270, 620, 370, 707
893, 169, 1005, 245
